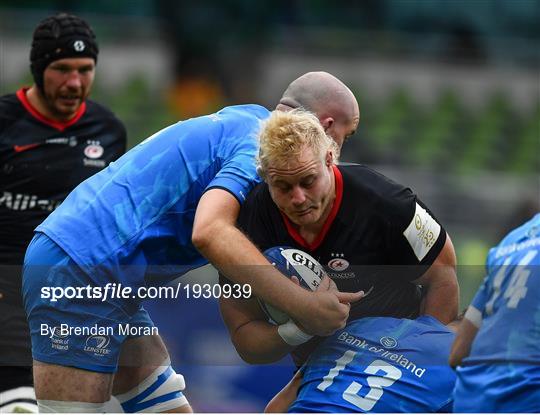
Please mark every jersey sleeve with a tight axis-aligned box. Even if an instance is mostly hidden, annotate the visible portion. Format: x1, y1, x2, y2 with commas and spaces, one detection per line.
382, 188, 447, 280
471, 271, 491, 313
387, 193, 446, 265
205, 107, 264, 205
466, 250, 495, 327
465, 283, 489, 329
217, 184, 268, 288
206, 149, 261, 205
218, 183, 286, 287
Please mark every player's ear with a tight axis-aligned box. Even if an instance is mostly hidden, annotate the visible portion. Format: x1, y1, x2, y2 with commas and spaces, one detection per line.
325, 150, 333, 167
320, 117, 334, 131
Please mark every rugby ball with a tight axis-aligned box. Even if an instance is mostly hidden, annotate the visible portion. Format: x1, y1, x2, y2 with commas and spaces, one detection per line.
259, 246, 324, 324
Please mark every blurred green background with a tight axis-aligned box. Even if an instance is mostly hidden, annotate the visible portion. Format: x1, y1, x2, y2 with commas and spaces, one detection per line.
1, 0, 538, 307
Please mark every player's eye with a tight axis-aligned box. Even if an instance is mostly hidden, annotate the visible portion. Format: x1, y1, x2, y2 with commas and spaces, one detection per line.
301, 176, 315, 188
52, 66, 70, 73
279, 184, 292, 192
79, 66, 94, 74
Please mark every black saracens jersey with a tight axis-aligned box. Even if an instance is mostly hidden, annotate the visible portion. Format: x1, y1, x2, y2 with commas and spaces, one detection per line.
233, 164, 447, 364
0, 88, 126, 367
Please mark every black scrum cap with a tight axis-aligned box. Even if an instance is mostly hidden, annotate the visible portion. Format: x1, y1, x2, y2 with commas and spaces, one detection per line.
30, 13, 99, 91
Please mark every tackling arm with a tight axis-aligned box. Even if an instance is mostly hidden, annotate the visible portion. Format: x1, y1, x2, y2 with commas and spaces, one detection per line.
192, 188, 362, 336
448, 307, 480, 367
219, 295, 295, 364
413, 234, 459, 324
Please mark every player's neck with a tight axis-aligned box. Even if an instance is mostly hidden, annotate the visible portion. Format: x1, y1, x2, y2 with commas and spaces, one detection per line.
297, 173, 336, 244
26, 85, 70, 122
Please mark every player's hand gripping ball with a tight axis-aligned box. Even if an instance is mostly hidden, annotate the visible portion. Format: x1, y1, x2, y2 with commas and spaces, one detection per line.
259, 246, 324, 324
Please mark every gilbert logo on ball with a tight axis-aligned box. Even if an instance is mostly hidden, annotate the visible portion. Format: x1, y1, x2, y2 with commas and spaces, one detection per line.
258, 246, 324, 324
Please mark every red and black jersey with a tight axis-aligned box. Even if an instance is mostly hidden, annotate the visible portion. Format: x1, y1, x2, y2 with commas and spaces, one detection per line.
0, 88, 126, 266
233, 164, 447, 365
0, 88, 126, 368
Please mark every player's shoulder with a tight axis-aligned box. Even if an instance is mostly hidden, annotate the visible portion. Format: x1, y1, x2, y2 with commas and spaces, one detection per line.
214, 104, 270, 128
344, 316, 401, 332
218, 103, 270, 120
413, 315, 453, 334
0, 92, 19, 107
191, 106, 267, 159
85, 99, 124, 126
374, 317, 455, 353
339, 164, 409, 193
0, 93, 24, 118
346, 315, 452, 336
500, 213, 540, 247
488, 213, 540, 265
0, 92, 25, 132
84, 99, 126, 142
178, 104, 269, 137
339, 164, 415, 211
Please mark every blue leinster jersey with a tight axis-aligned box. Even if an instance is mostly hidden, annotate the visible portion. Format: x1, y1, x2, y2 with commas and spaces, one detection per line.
454, 213, 540, 413
36, 104, 269, 287
290, 316, 456, 413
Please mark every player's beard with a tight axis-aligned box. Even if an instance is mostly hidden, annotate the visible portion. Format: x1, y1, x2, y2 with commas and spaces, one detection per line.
46, 88, 85, 120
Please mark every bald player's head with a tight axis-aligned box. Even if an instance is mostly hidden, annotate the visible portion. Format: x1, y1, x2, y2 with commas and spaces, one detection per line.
277, 71, 360, 149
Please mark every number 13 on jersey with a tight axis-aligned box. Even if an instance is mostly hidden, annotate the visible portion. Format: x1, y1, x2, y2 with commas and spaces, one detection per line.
317, 351, 402, 411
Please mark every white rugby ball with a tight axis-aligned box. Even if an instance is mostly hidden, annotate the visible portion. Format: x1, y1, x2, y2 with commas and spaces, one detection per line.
258, 246, 324, 324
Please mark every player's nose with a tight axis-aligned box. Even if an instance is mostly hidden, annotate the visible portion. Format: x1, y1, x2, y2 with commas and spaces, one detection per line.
290, 186, 306, 205
65, 71, 83, 89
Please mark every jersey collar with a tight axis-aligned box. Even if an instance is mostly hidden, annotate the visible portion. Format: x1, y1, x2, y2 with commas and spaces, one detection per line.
16, 87, 86, 132
280, 165, 343, 251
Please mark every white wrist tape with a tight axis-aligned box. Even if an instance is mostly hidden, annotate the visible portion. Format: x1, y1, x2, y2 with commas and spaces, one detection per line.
278, 319, 313, 346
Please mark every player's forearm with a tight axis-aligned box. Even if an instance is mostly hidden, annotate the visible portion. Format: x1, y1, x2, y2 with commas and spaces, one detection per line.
231, 321, 294, 364
194, 190, 357, 337
449, 312, 479, 367
416, 234, 459, 324
193, 218, 310, 316
421, 271, 459, 324
448, 335, 469, 368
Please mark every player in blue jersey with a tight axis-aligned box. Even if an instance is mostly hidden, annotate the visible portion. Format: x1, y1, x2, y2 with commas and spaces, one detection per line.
449, 213, 540, 413
266, 315, 460, 413
22, 72, 362, 412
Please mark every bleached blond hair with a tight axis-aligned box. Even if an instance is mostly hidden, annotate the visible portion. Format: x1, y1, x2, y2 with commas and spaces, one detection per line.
257, 109, 338, 179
